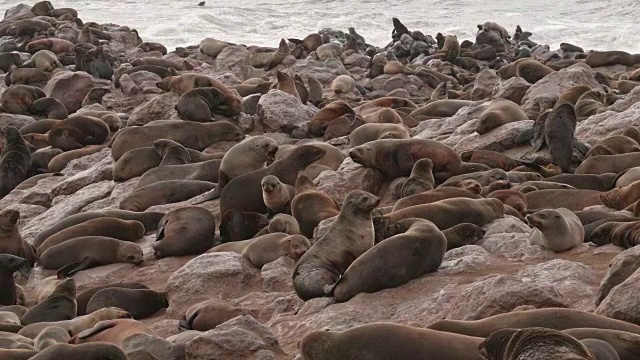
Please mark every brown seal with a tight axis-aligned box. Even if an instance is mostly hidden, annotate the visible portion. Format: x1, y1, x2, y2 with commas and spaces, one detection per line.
242, 233, 311, 268
214, 144, 326, 214
0, 254, 31, 306
579, 338, 622, 360
138, 42, 167, 55
130, 57, 183, 70
401, 158, 434, 197
22, 133, 50, 149
308, 101, 355, 136
179, 299, 245, 332
76, 283, 149, 316
33, 326, 71, 351
330, 218, 446, 302
136, 159, 220, 189
261, 175, 295, 215
575, 89, 609, 118
475, 98, 528, 134
86, 288, 167, 320
600, 180, 640, 210
278, 140, 345, 170
497, 58, 555, 84
157, 73, 229, 95
585, 135, 640, 159
558, 85, 593, 105
349, 138, 462, 181
392, 187, 482, 212
478, 327, 595, 360
427, 308, 640, 337
18, 307, 132, 339
544, 101, 577, 172
25, 38, 75, 56
153, 207, 215, 258
218, 209, 270, 242
110, 121, 244, 160
585, 51, 640, 67
614, 166, 640, 188
546, 174, 616, 191
291, 173, 341, 238
409, 99, 474, 118
27, 343, 127, 360
299, 323, 483, 360
249, 39, 289, 70
176, 87, 242, 121
119, 180, 216, 211
331, 75, 356, 94
564, 328, 640, 360
0, 127, 31, 199
27, 97, 68, 119
0, 210, 35, 267
272, 70, 301, 100
47, 115, 110, 151
525, 189, 603, 211
348, 123, 410, 146
436, 35, 460, 62
589, 221, 640, 248
440, 168, 508, 188
48, 145, 106, 172
487, 189, 527, 216
21, 278, 76, 326
4, 68, 48, 86
261, 213, 301, 235
293, 190, 380, 300
576, 153, 640, 175
113, 65, 177, 88
69, 319, 153, 346
39, 237, 144, 275
387, 219, 485, 250
20, 119, 60, 135
36, 218, 145, 258
30, 50, 62, 72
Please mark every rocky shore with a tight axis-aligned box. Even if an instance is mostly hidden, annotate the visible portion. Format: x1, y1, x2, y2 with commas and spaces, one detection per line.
0, 1, 640, 359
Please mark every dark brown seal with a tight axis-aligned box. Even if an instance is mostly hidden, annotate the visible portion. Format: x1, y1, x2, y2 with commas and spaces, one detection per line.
86, 288, 167, 320
0, 210, 35, 266
153, 207, 215, 258
476, 98, 528, 134
589, 221, 640, 248
291, 173, 341, 238
0, 127, 31, 199
0, 254, 30, 306
218, 209, 269, 242
21, 278, 76, 325
76, 283, 150, 316
119, 180, 216, 211
47, 115, 110, 151
401, 158, 434, 197
176, 87, 242, 121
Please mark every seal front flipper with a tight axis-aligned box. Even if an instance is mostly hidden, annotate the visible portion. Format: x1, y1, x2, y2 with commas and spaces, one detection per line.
57, 257, 94, 277
192, 186, 221, 205
572, 140, 589, 156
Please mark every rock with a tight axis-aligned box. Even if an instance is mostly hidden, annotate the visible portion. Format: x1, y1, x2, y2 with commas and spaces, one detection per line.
129, 70, 162, 86
521, 64, 600, 115
440, 245, 494, 274
476, 30, 506, 52
242, 94, 262, 115
119, 74, 139, 96
386, 88, 411, 98
291, 59, 348, 84
51, 154, 114, 196
471, 69, 499, 100
606, 85, 640, 112
596, 267, 640, 325
315, 157, 384, 204
256, 90, 317, 133
596, 246, 640, 305
382, 74, 411, 93
122, 333, 185, 360
44, 71, 95, 113
312, 215, 336, 240
444, 120, 534, 153
262, 257, 296, 293
412, 101, 485, 140
3, 4, 32, 20
479, 232, 549, 261
214, 46, 250, 80
492, 77, 531, 104
59, 147, 112, 174
342, 53, 370, 69
482, 216, 530, 237
576, 90, 640, 143
185, 315, 288, 360
127, 92, 180, 126
0, 114, 35, 132
165, 253, 262, 317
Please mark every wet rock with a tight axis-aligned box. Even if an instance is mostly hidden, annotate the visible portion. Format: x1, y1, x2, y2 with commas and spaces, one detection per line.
471, 69, 499, 100
44, 71, 95, 113
596, 267, 640, 325
492, 77, 531, 104
127, 92, 180, 126
165, 253, 262, 317
596, 246, 640, 305
315, 157, 384, 204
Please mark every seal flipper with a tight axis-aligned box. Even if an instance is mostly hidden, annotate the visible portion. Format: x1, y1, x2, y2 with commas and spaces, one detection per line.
324, 273, 344, 297
192, 186, 221, 204
58, 257, 95, 277
156, 220, 167, 241
572, 140, 589, 156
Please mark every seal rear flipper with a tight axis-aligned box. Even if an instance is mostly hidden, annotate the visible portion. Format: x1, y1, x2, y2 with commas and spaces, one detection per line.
178, 318, 190, 331
156, 219, 167, 241
324, 274, 343, 297
58, 257, 94, 277
572, 140, 589, 156
74, 321, 118, 340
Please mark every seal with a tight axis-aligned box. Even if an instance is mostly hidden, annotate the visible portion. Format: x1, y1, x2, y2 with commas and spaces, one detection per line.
119, 180, 216, 211
22, 133, 50, 149
0, 127, 31, 199
585, 135, 640, 159
401, 158, 435, 197
291, 173, 341, 238
497, 58, 555, 84
69, 318, 153, 346
293, 190, 380, 301
331, 75, 356, 94
254, 213, 301, 237
261, 175, 295, 216
27, 97, 68, 119
218, 209, 269, 242
478, 327, 595, 360
25, 38, 75, 56
436, 35, 460, 62
487, 189, 527, 216
543, 101, 577, 171
180, 299, 245, 332
199, 38, 229, 57
392, 187, 482, 212
580, 338, 621, 360
299, 323, 484, 360
242, 233, 311, 268
153, 207, 215, 258
26, 343, 127, 360
176, 87, 242, 121
600, 180, 640, 210
47, 145, 106, 172
112, 141, 198, 182
114, 65, 177, 88
76, 283, 150, 316
33, 326, 70, 351
136, 159, 221, 189
0, 254, 31, 306
157, 73, 233, 95
475, 98, 528, 134
575, 90, 608, 119
525, 189, 603, 211
277, 140, 345, 170
130, 57, 183, 70
589, 221, 640, 248
565, 328, 640, 360
558, 85, 593, 105
85, 288, 167, 320
272, 70, 301, 100
36, 218, 145, 258
249, 38, 289, 70
546, 174, 616, 191
330, 218, 446, 302
349, 138, 462, 181
110, 121, 244, 160
38, 237, 144, 275
527, 208, 583, 252
614, 166, 640, 188
349, 123, 410, 147
585, 51, 640, 68
18, 307, 132, 339
576, 153, 640, 175
439, 168, 508, 187
47, 115, 110, 151
0, 210, 35, 267
214, 145, 326, 214
308, 101, 355, 137
30, 50, 62, 72
81, 87, 112, 107
20, 278, 76, 326
4, 68, 48, 86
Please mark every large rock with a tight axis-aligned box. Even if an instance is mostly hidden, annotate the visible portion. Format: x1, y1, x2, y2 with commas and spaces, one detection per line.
412, 101, 485, 140
185, 315, 288, 360
262, 257, 296, 293
596, 246, 640, 305
0, 114, 35, 132
576, 92, 640, 144
165, 253, 262, 317
257, 90, 318, 133
476, 30, 506, 52
127, 92, 180, 126
440, 245, 495, 274
291, 58, 349, 84
471, 69, 499, 100
44, 71, 95, 113
596, 267, 640, 325
492, 77, 531, 105
315, 157, 384, 204
213, 46, 250, 80
51, 154, 114, 196
444, 120, 534, 153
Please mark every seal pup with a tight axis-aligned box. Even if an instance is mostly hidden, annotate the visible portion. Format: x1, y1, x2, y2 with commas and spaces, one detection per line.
47, 115, 110, 151
293, 190, 380, 301
261, 175, 295, 216
291, 173, 341, 238
242, 233, 311, 268
349, 123, 410, 147
180, 299, 244, 332
176, 87, 242, 121
330, 218, 446, 302
527, 208, 583, 252
153, 207, 215, 258
218, 209, 269, 242
0, 254, 31, 306
401, 158, 435, 197
0, 127, 31, 199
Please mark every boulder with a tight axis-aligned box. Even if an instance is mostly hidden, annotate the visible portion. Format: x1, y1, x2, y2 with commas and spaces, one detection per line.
256, 90, 317, 133
596, 246, 640, 305
596, 267, 640, 325
471, 69, 499, 101
492, 77, 531, 104
44, 71, 95, 113
127, 92, 180, 126
315, 157, 385, 204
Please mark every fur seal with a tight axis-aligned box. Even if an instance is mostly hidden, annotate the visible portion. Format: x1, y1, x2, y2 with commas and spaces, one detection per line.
564, 328, 640, 360
39, 237, 144, 275
86, 288, 167, 320
331, 218, 446, 302
36, 218, 145, 258
299, 323, 483, 360
47, 115, 110, 151
401, 158, 434, 197
349, 138, 462, 181
600, 180, 640, 210
580, 338, 620, 360
525, 189, 603, 211
180, 299, 244, 332
546, 174, 616, 191
30, 50, 62, 72
218, 209, 269, 242
114, 65, 177, 88
47, 145, 105, 172
487, 189, 527, 216
497, 58, 555, 84
25, 38, 75, 56
585, 135, 640, 159
291, 173, 340, 238
21, 278, 76, 325
348, 123, 410, 147
576, 153, 640, 175
589, 221, 640, 248
261, 175, 295, 216
153, 207, 215, 258
0, 210, 35, 266
33, 326, 70, 351
478, 327, 595, 360
243, 233, 311, 268
476, 98, 528, 134
28, 97, 68, 119
199, 38, 229, 57
0, 127, 31, 199
437, 35, 460, 62
527, 208, 583, 252
4, 68, 48, 87
27, 343, 127, 360
18, 307, 132, 339
69, 318, 153, 346
293, 190, 380, 300
585, 51, 640, 68
130, 57, 183, 70
120, 180, 215, 211
157, 73, 235, 95
136, 159, 221, 189
392, 187, 482, 212
176, 87, 242, 121
308, 101, 355, 137
76, 283, 150, 316
110, 121, 244, 160
0, 255, 31, 306
439, 168, 508, 188
331, 75, 356, 94
249, 39, 289, 70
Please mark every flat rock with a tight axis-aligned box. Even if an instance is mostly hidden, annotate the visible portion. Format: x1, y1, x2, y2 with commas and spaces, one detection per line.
471, 69, 499, 101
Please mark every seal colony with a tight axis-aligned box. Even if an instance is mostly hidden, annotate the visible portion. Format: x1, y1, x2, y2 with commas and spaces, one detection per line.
0, 1, 639, 359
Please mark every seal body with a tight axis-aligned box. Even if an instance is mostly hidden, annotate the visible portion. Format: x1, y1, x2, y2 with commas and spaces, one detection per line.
527, 208, 583, 252
153, 207, 215, 258
0, 127, 31, 198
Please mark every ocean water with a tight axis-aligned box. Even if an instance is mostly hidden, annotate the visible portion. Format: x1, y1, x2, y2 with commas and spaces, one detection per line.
2, 0, 639, 52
